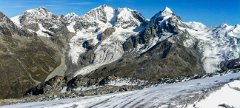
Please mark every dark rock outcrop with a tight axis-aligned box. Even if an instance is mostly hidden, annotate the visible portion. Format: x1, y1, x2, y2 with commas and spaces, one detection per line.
220, 59, 240, 71
90, 33, 205, 82
1, 6, 239, 100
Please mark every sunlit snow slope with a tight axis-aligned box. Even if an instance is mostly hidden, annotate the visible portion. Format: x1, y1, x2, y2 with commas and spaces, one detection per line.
188, 80, 240, 108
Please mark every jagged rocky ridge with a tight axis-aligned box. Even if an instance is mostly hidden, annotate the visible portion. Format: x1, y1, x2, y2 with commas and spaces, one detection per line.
0, 12, 61, 98
0, 5, 239, 98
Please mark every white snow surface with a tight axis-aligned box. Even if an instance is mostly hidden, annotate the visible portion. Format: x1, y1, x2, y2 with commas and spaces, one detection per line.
161, 7, 173, 16
82, 5, 115, 24
69, 6, 240, 75
115, 8, 142, 28
185, 21, 207, 31
25, 7, 53, 19
67, 21, 76, 33
182, 23, 240, 73
10, 15, 21, 27
10, 7, 61, 37
2, 72, 240, 108
64, 13, 79, 23
67, 5, 146, 76
148, 7, 174, 27
188, 80, 240, 108
72, 27, 139, 76
36, 23, 53, 37
22, 7, 54, 24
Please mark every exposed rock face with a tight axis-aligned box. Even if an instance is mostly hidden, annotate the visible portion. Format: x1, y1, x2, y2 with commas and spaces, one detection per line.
25, 76, 66, 96
65, 5, 147, 77
0, 12, 61, 99
220, 59, 240, 71
0, 5, 239, 99
19, 7, 58, 30
99, 27, 115, 41
114, 8, 146, 28
90, 25, 204, 82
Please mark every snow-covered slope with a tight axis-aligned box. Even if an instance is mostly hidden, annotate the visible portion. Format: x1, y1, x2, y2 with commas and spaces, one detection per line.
188, 80, 240, 108
2, 71, 240, 108
11, 7, 62, 37
24, 7, 54, 19
3, 6, 240, 105
185, 21, 207, 31
64, 13, 79, 23
67, 5, 146, 76
72, 28, 139, 76
10, 15, 21, 27
149, 7, 174, 26
10, 6, 240, 76
182, 23, 240, 73
81, 5, 115, 24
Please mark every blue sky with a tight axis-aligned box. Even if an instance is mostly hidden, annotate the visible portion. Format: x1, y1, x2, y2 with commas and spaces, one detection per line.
0, 0, 239, 26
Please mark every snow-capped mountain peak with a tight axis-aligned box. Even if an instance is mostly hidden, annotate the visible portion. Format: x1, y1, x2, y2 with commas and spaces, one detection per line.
8, 6, 239, 76
26, 7, 48, 13
65, 13, 78, 19
154, 7, 174, 18
148, 7, 177, 27
11, 7, 54, 26
11, 7, 62, 37
24, 7, 54, 18
183, 21, 240, 73
64, 12, 79, 23
82, 4, 115, 23
161, 7, 173, 16
215, 23, 240, 38
80, 5, 146, 29
115, 7, 146, 28
220, 23, 229, 28
3, 6, 240, 102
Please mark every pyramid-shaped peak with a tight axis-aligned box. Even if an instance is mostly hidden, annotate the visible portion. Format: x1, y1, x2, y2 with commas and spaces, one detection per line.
148, 7, 184, 27
163, 7, 173, 13
161, 7, 173, 16
151, 7, 174, 20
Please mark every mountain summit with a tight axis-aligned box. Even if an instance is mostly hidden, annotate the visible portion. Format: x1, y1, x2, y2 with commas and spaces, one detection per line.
0, 6, 238, 99
161, 7, 173, 16
148, 7, 181, 27
80, 5, 146, 28
25, 7, 53, 17
82, 5, 115, 23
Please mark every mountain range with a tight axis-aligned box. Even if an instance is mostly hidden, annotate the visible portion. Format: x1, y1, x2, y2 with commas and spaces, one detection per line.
0, 5, 239, 99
